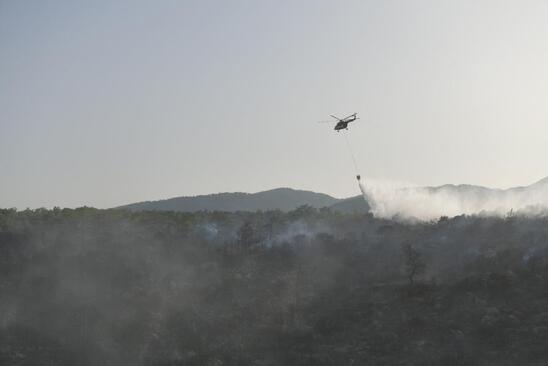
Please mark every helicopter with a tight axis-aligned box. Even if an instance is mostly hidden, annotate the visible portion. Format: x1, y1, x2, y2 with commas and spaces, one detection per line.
318, 113, 359, 131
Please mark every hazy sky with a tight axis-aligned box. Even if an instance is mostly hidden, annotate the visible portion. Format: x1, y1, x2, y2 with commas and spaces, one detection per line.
1, 0, 548, 209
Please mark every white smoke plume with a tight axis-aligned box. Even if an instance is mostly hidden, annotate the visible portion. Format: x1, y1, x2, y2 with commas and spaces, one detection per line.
358, 177, 548, 221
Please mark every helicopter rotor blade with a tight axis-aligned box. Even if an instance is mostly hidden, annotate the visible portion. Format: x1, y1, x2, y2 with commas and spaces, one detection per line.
330, 115, 343, 121
341, 113, 357, 120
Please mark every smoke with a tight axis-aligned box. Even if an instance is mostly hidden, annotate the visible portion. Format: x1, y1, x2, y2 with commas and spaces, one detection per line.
359, 177, 548, 221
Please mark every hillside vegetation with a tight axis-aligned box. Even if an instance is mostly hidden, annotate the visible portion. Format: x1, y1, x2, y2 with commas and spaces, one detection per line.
117, 188, 346, 212
1, 207, 548, 365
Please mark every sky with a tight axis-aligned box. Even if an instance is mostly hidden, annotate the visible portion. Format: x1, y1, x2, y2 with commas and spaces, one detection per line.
1, 0, 548, 209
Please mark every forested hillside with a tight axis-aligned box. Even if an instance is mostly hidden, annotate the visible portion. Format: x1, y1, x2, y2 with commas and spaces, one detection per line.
117, 188, 343, 213
1, 207, 548, 365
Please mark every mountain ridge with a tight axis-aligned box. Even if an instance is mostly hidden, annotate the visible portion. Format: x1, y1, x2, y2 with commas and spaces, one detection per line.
117, 187, 344, 213
117, 177, 548, 214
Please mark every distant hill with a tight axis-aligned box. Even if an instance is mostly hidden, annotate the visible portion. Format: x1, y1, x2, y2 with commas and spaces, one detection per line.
422, 176, 548, 205
117, 188, 341, 213
329, 196, 370, 214
117, 177, 548, 214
